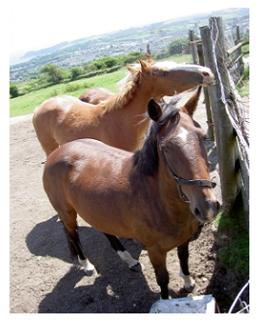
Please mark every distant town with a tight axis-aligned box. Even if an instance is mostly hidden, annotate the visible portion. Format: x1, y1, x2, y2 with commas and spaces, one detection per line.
10, 7, 249, 82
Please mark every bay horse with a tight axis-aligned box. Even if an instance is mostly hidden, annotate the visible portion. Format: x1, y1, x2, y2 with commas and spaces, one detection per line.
79, 87, 114, 104
43, 89, 220, 299
33, 59, 214, 155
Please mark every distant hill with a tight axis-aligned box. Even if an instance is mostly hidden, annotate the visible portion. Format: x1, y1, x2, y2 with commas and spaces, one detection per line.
10, 7, 249, 82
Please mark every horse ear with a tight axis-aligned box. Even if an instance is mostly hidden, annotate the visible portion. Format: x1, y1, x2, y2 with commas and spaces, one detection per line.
139, 59, 150, 73
148, 99, 162, 122
181, 86, 202, 117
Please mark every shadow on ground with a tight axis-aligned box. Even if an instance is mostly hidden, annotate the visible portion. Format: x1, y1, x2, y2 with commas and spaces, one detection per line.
26, 216, 159, 312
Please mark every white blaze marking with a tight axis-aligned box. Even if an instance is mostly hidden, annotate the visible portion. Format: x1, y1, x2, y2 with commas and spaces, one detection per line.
177, 127, 189, 142
117, 250, 139, 268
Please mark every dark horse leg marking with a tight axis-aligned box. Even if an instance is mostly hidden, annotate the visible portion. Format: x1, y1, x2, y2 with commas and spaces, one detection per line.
177, 241, 195, 291
60, 209, 95, 275
104, 233, 140, 270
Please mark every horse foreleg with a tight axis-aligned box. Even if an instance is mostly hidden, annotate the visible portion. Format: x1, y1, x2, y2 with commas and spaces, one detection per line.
104, 233, 140, 271
148, 246, 169, 299
177, 241, 195, 291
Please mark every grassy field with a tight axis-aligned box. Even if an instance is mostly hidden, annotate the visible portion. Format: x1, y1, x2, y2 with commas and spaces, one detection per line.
10, 68, 127, 117
10, 54, 192, 117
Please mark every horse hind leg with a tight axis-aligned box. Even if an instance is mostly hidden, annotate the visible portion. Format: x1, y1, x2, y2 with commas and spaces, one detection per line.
177, 241, 195, 291
104, 233, 140, 271
60, 208, 95, 275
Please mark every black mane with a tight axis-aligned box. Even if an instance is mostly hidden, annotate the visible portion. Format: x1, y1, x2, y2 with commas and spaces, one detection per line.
133, 109, 179, 176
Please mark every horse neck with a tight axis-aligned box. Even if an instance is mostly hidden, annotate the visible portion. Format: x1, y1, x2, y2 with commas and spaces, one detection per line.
113, 73, 153, 115
101, 77, 152, 150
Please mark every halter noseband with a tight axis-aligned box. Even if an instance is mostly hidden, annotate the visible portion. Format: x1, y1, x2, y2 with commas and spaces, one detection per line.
161, 149, 216, 203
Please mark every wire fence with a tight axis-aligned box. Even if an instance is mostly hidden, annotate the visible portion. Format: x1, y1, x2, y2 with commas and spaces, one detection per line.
228, 280, 249, 313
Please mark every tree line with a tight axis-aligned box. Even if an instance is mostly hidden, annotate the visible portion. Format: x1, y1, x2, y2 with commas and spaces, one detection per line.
10, 37, 189, 98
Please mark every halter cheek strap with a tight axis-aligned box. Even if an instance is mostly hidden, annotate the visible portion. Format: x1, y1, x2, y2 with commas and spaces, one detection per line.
160, 149, 216, 203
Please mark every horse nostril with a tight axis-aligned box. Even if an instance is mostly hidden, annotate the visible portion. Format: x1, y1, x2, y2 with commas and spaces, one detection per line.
202, 71, 210, 77
194, 207, 200, 216
216, 201, 221, 211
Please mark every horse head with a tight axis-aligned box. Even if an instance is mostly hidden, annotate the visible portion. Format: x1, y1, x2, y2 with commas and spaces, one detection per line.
147, 88, 220, 223
126, 58, 214, 99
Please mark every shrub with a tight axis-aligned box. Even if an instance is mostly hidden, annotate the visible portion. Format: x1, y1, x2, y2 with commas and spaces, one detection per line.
10, 83, 19, 98
168, 38, 188, 55
70, 67, 82, 81
104, 57, 117, 68
40, 64, 65, 84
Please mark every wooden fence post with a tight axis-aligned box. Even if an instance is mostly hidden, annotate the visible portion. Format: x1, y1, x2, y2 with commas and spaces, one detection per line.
235, 25, 241, 44
200, 18, 240, 213
197, 42, 214, 141
235, 25, 244, 76
188, 30, 198, 64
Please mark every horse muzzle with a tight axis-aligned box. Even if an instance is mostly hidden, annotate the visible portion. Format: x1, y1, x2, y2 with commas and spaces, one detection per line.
193, 199, 221, 223
201, 69, 215, 87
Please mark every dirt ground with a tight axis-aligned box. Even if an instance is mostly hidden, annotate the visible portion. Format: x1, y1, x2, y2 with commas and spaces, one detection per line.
10, 99, 241, 313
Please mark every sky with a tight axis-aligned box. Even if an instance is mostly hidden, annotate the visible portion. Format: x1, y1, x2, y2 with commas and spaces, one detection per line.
9, 0, 251, 59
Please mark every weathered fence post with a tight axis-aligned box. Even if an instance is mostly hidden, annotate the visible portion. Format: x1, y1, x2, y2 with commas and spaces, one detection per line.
235, 25, 241, 44
200, 18, 240, 213
188, 30, 198, 64
235, 25, 244, 76
197, 42, 214, 141
146, 43, 151, 56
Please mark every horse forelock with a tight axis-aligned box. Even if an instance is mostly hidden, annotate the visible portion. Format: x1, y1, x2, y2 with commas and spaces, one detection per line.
133, 123, 159, 176
133, 106, 180, 176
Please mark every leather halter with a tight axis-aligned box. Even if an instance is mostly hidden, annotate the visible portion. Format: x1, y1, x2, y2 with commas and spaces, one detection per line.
160, 148, 216, 203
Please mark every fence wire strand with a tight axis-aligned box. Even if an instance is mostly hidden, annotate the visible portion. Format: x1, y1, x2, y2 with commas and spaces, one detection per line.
209, 19, 249, 171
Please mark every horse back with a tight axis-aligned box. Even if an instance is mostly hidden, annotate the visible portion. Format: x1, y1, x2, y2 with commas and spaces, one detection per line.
33, 96, 100, 150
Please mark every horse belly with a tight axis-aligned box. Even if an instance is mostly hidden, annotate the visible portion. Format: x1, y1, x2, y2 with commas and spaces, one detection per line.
70, 185, 135, 238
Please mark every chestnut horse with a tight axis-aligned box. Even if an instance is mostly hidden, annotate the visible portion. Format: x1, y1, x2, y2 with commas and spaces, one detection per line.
79, 87, 114, 104
43, 90, 220, 299
33, 59, 214, 155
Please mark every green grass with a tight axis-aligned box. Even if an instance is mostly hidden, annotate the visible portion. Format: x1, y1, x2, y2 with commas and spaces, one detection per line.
10, 68, 127, 117
237, 66, 249, 97
164, 54, 192, 64
213, 208, 249, 276
237, 80, 249, 97
10, 54, 192, 117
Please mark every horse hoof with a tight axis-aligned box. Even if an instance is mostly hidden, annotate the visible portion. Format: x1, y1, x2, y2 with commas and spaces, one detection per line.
183, 277, 195, 292
179, 271, 195, 292
78, 258, 96, 276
